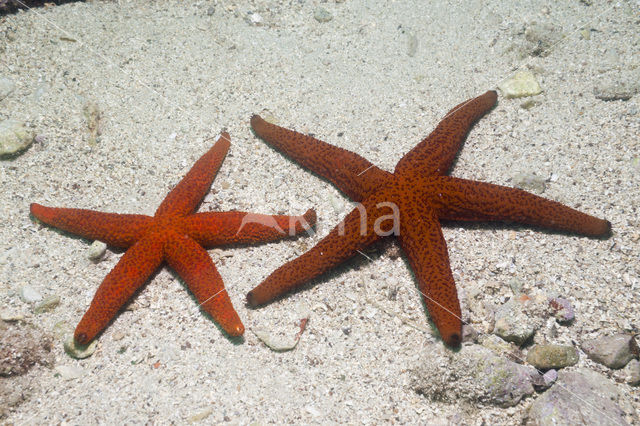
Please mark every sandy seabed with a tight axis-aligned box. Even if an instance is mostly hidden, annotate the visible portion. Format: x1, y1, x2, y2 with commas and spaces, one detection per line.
1, 0, 638, 423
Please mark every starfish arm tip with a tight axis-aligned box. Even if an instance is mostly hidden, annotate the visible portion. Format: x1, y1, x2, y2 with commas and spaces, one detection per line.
441, 331, 462, 348
246, 290, 259, 307
74, 332, 90, 346
225, 322, 245, 337
29, 202, 45, 218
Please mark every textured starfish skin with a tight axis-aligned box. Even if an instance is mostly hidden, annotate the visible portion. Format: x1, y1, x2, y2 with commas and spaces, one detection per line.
30, 133, 316, 345
247, 91, 611, 347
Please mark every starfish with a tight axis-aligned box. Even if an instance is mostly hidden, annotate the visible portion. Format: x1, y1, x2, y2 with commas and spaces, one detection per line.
30, 133, 316, 345
247, 91, 611, 347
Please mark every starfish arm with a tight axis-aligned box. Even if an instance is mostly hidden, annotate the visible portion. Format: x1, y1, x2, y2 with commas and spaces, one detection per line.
395, 90, 498, 177
30, 203, 152, 248
182, 209, 317, 247
155, 133, 231, 217
74, 235, 165, 344
398, 205, 462, 347
435, 177, 611, 237
164, 232, 244, 337
246, 196, 390, 306
251, 115, 393, 202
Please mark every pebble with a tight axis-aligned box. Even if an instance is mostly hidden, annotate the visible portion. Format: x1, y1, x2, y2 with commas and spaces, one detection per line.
513, 172, 546, 193
55, 365, 85, 381
526, 344, 579, 369
411, 343, 537, 407
64, 336, 98, 359
19, 284, 43, 303
618, 359, 640, 386
498, 71, 542, 99
34, 295, 61, 314
0, 77, 15, 100
246, 12, 263, 26
593, 77, 640, 101
492, 298, 540, 345
541, 369, 558, 387
581, 334, 639, 369
87, 240, 107, 261
461, 324, 479, 343
526, 368, 637, 425
0, 119, 34, 156
548, 297, 574, 323
0, 310, 24, 322
314, 7, 333, 23
523, 22, 563, 57
531, 368, 557, 390
188, 408, 213, 423
479, 333, 522, 359
252, 326, 301, 352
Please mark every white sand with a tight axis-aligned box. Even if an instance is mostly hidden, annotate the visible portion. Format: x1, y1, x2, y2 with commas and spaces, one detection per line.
1, 0, 638, 423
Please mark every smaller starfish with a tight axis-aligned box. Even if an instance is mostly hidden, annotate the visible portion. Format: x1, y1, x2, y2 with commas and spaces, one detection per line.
31, 133, 316, 345
248, 91, 611, 347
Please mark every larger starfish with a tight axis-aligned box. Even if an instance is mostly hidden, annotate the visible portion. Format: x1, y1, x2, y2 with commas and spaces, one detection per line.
247, 91, 611, 347
30, 133, 316, 345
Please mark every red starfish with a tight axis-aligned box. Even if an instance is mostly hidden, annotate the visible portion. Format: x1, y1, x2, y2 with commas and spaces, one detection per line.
30, 133, 316, 345
247, 91, 611, 347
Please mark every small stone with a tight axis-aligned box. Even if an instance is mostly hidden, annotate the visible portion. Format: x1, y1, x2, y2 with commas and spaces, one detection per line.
314, 7, 333, 23
55, 365, 85, 380
188, 408, 213, 423
411, 343, 537, 407
513, 172, 546, 193
542, 369, 558, 386
620, 359, 640, 386
492, 299, 539, 345
64, 336, 98, 359
523, 22, 563, 57
593, 78, 640, 101
531, 368, 557, 390
548, 297, 574, 323
461, 324, 479, 343
480, 333, 521, 359
19, 284, 42, 303
581, 334, 639, 369
0, 77, 15, 100
34, 295, 60, 314
526, 368, 637, 425
0, 119, 34, 156
0, 310, 24, 322
526, 344, 579, 369
247, 12, 263, 26
87, 240, 107, 261
498, 71, 542, 99
252, 324, 303, 352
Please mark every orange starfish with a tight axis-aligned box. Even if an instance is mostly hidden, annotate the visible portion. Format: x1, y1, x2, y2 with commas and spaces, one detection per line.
247, 91, 611, 347
30, 133, 316, 345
